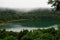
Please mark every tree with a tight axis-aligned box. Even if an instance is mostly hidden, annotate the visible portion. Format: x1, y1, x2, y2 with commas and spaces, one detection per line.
0, 29, 7, 39
17, 30, 28, 40
40, 33, 54, 40
4, 36, 17, 40
48, 0, 60, 11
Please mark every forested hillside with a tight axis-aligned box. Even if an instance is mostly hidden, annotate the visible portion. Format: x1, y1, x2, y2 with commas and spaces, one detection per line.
0, 8, 60, 23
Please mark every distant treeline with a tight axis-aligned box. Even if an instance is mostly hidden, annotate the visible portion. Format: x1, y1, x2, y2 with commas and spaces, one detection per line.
0, 25, 60, 40
0, 8, 60, 23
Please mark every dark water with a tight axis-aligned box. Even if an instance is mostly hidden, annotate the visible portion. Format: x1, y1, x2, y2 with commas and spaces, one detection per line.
0, 20, 60, 32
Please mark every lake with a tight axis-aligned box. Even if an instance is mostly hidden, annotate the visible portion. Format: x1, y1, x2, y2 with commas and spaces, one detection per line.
0, 19, 60, 32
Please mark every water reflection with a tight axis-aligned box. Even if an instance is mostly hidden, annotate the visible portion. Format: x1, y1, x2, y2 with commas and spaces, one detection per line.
6, 24, 58, 32
0, 20, 59, 32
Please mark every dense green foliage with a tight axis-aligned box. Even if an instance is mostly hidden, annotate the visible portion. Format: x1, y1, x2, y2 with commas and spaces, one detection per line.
0, 8, 60, 40
0, 8, 60, 23
0, 25, 60, 40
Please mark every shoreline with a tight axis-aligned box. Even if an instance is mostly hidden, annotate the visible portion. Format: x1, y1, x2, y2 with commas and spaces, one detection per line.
0, 19, 28, 25
4, 24, 58, 32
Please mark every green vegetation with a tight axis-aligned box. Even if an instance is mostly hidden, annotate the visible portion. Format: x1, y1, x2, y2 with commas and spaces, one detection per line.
0, 0, 60, 40
0, 8, 60, 40
0, 25, 60, 40
0, 8, 60, 23
0, 9, 19, 23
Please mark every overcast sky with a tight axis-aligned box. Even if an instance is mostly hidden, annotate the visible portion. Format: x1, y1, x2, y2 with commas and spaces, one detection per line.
0, 0, 52, 9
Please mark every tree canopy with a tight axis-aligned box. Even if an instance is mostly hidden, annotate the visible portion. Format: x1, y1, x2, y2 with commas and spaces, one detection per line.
48, 0, 60, 11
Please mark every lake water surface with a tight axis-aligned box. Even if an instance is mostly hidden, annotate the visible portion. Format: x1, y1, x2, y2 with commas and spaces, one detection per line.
0, 20, 60, 32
